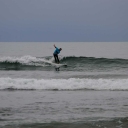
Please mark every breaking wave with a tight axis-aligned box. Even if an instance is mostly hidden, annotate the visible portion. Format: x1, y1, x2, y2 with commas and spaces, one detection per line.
0, 55, 128, 71
0, 77, 128, 91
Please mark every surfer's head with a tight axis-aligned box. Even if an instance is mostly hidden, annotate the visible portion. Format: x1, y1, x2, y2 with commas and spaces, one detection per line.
60, 48, 62, 51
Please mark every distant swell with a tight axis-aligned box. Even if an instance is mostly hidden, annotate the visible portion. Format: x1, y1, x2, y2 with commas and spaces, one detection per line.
0, 78, 128, 91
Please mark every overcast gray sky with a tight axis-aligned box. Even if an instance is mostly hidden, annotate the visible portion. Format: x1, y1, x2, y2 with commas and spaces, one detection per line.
0, 0, 128, 42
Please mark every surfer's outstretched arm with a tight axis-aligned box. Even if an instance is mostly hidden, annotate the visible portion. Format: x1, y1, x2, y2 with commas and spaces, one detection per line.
54, 44, 56, 48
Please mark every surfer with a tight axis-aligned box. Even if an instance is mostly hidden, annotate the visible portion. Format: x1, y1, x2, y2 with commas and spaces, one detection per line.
53, 44, 62, 64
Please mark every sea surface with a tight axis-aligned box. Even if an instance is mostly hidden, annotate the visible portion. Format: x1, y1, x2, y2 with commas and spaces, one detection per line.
0, 42, 128, 128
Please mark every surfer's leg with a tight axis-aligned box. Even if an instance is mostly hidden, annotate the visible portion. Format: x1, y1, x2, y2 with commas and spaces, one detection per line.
54, 54, 57, 63
56, 55, 59, 64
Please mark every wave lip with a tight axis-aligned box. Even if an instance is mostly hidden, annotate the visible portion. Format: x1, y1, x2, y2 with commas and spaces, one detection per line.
0, 78, 128, 91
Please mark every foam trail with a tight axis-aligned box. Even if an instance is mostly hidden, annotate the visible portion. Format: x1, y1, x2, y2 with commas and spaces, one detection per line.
0, 78, 128, 91
0, 55, 55, 66
0, 55, 66, 68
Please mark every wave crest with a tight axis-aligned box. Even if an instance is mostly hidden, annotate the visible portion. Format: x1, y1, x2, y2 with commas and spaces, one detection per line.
0, 78, 128, 91
0, 55, 128, 70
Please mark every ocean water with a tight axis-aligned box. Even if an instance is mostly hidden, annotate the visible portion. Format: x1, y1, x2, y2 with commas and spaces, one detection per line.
0, 42, 128, 128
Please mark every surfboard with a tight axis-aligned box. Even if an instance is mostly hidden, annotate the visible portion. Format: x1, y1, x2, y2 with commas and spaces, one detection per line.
54, 63, 67, 67
54, 63, 67, 70
44, 60, 67, 69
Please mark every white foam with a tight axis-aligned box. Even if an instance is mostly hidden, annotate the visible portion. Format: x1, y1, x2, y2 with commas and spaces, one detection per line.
0, 55, 68, 67
0, 55, 55, 66
0, 77, 128, 91
0, 55, 39, 63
